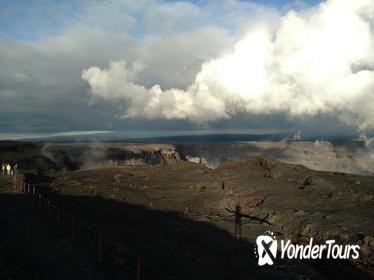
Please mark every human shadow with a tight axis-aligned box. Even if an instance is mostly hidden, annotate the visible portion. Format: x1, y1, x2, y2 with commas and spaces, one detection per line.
234, 204, 242, 240
229, 204, 272, 240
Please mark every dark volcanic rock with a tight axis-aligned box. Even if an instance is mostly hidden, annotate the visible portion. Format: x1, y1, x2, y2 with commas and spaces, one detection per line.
38, 156, 374, 279
3, 141, 374, 279
217, 157, 374, 273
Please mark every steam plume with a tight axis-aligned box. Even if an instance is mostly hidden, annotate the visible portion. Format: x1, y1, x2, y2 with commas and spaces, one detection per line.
82, 0, 374, 130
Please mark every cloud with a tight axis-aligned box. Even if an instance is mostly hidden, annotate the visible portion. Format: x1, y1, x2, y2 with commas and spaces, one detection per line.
1, 0, 373, 137
82, 0, 374, 131
0, 0, 243, 132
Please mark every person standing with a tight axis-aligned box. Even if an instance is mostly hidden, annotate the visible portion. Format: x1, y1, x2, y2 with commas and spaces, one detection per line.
6, 163, 11, 176
13, 163, 18, 174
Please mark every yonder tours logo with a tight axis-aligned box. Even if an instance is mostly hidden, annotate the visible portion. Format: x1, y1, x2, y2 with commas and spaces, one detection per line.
255, 231, 360, 266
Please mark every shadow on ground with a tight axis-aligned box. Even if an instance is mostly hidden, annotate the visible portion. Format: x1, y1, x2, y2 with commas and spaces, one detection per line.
1, 185, 372, 280
40, 191, 325, 280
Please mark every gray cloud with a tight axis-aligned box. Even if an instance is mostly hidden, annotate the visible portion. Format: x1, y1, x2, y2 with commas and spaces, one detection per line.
0, 0, 263, 132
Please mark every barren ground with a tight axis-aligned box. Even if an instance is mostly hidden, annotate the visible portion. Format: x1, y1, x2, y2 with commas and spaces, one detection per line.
1, 141, 373, 279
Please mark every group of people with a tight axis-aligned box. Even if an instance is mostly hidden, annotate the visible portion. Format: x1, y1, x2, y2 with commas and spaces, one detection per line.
1, 163, 18, 176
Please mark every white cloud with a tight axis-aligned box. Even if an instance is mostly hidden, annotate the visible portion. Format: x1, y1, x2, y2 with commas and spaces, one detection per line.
82, 0, 374, 131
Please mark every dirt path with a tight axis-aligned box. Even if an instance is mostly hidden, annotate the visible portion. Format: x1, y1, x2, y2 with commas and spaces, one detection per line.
0, 175, 106, 280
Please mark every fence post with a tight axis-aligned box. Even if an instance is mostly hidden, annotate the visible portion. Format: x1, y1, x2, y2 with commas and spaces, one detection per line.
47, 200, 50, 217
98, 224, 103, 263
38, 193, 42, 209
137, 253, 141, 280
71, 218, 75, 241
56, 208, 60, 230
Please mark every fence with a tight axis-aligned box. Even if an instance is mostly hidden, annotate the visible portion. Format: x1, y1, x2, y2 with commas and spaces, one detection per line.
11, 174, 173, 280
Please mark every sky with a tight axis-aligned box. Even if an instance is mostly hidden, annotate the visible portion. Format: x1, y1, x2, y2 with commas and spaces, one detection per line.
1, 0, 373, 139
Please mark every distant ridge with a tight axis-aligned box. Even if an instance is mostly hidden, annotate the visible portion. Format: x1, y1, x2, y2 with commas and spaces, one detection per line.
133, 133, 290, 142
0, 131, 358, 142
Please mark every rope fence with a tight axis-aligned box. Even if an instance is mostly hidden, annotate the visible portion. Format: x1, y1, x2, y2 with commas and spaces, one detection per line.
11, 174, 173, 280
